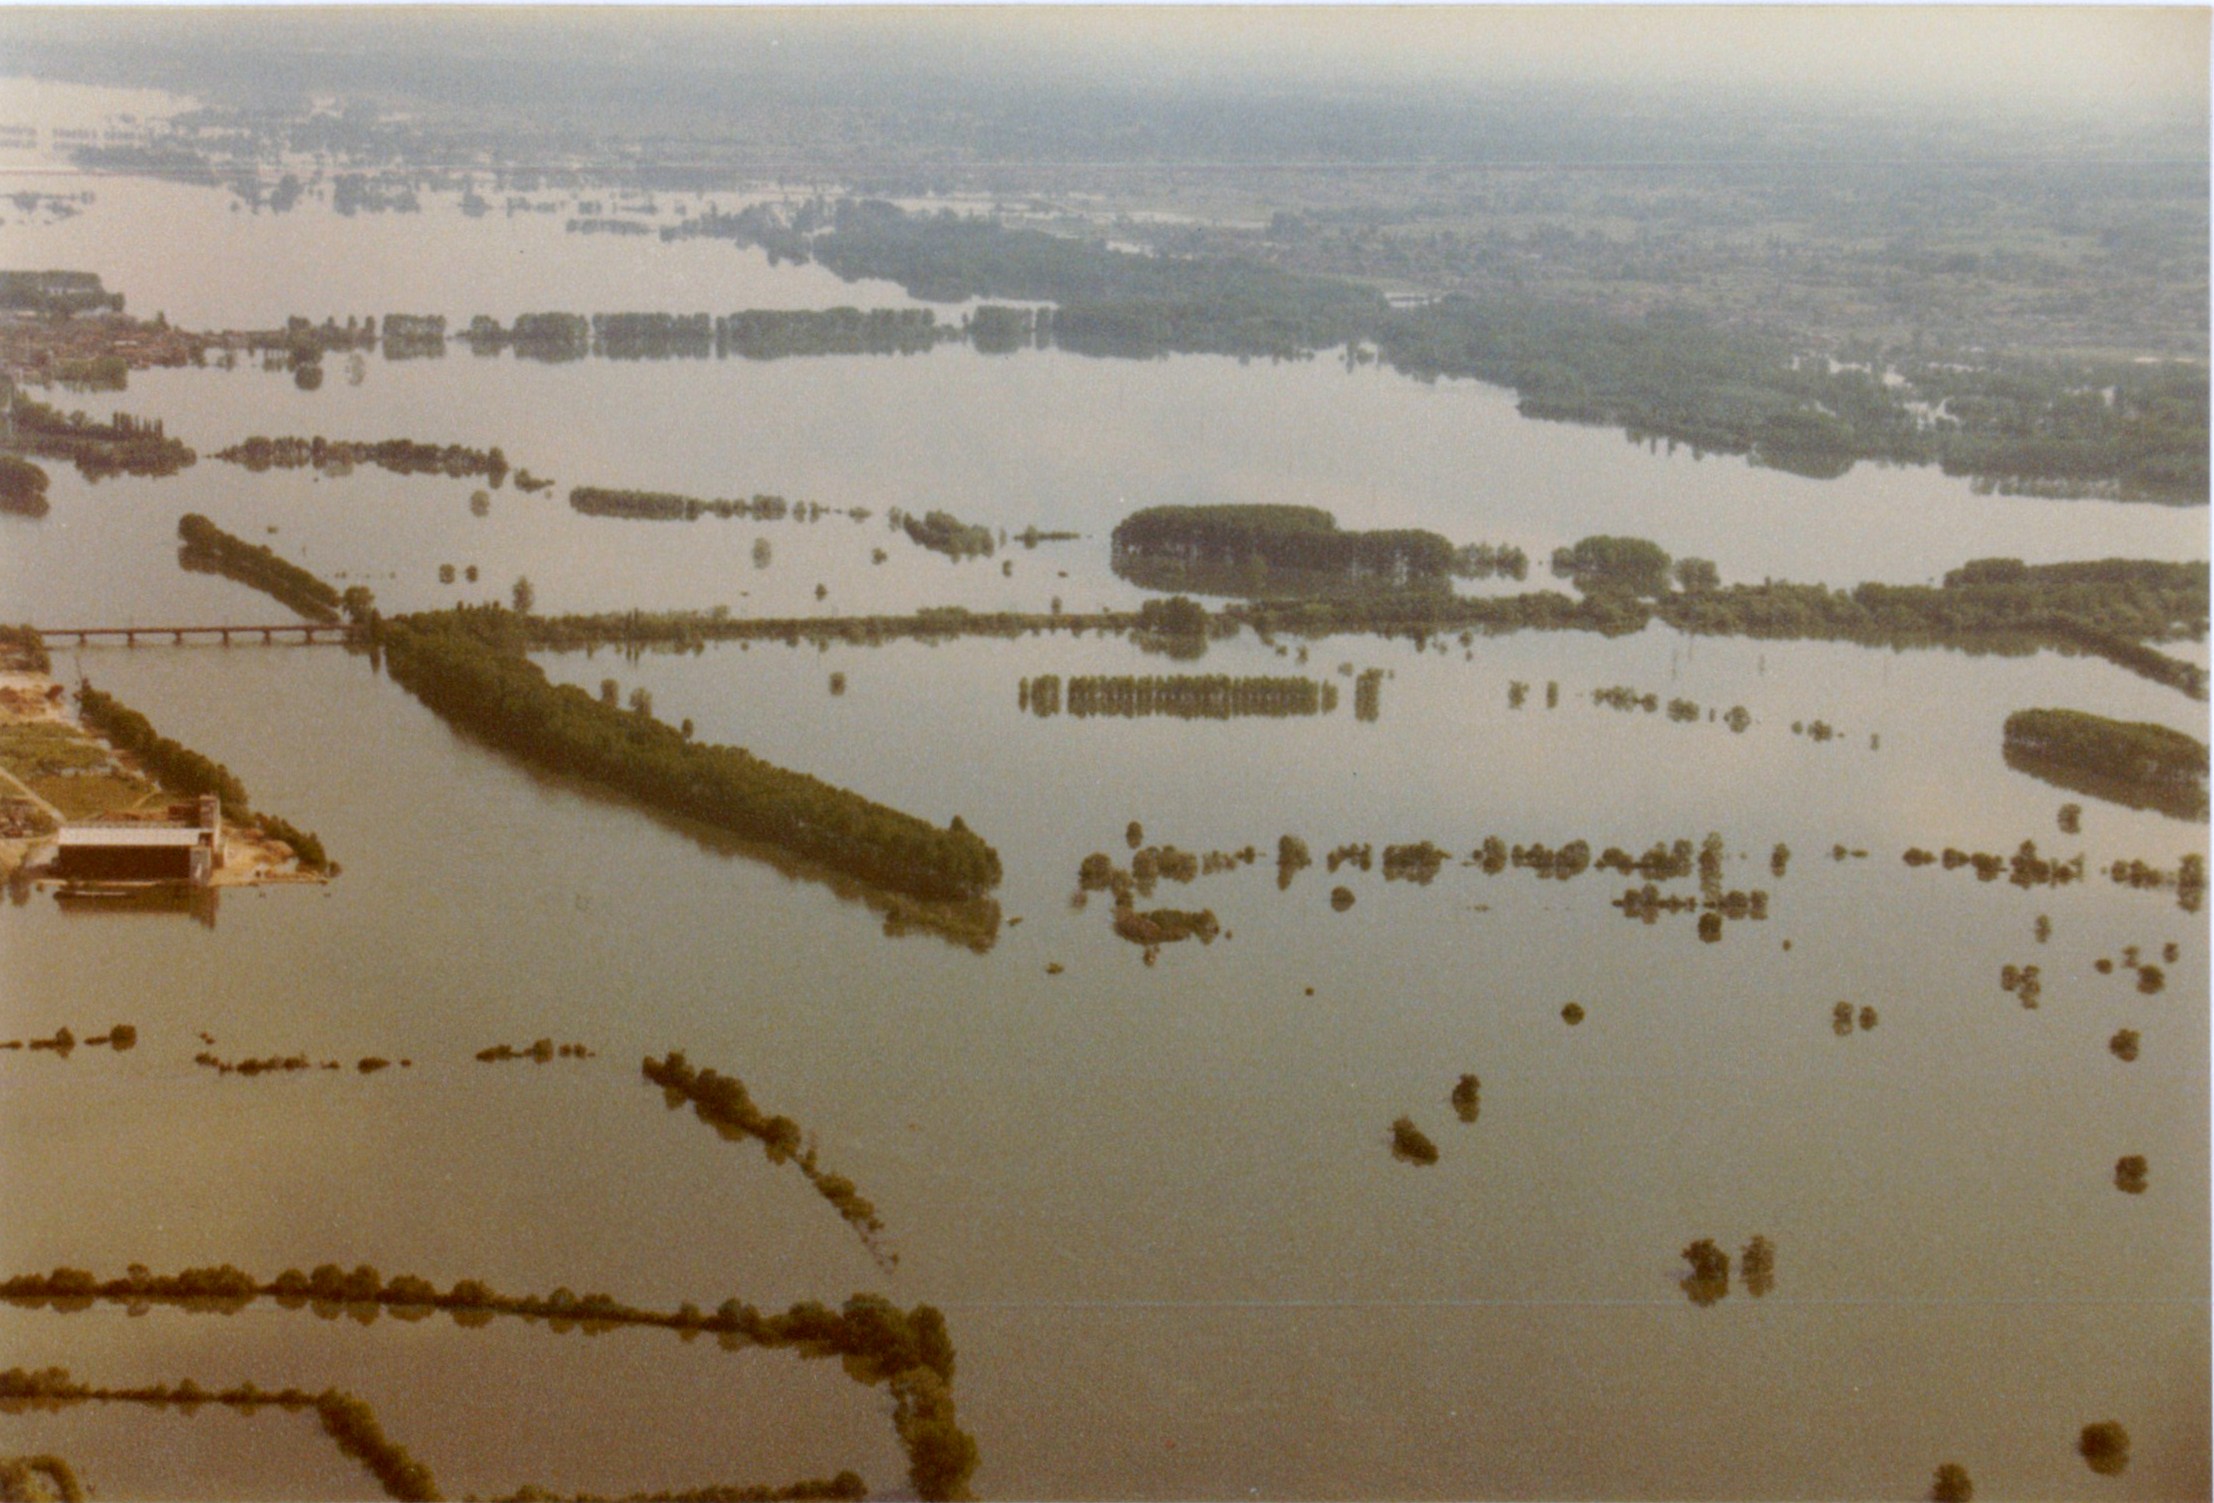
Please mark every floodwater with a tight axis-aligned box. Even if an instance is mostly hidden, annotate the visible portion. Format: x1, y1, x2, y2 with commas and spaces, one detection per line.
0, 96, 2207, 1503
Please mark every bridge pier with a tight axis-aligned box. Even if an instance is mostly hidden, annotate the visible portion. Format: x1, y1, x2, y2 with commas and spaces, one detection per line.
124, 630, 136, 646
261, 629, 274, 644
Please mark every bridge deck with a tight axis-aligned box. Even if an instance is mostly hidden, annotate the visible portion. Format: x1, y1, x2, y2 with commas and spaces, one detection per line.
35, 624, 360, 646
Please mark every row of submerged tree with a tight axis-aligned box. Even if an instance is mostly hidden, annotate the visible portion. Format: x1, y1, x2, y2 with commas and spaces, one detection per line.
451, 305, 1022, 363
1019, 673, 1336, 719
642, 1052, 892, 1269
2, 1266, 972, 1499
569, 486, 835, 523
177, 512, 344, 622
214, 435, 511, 483
0, 1365, 437, 1502
490, 545, 2200, 710
0, 1024, 134, 1055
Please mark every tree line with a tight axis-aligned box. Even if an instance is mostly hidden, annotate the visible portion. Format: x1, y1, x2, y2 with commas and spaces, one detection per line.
660, 197, 2208, 501
375, 608, 1000, 904
1019, 673, 1335, 719
177, 512, 343, 622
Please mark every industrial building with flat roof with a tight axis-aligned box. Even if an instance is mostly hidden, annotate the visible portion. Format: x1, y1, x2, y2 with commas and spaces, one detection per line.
51, 795, 223, 885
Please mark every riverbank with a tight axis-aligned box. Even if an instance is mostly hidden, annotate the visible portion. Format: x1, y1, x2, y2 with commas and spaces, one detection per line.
0, 667, 326, 886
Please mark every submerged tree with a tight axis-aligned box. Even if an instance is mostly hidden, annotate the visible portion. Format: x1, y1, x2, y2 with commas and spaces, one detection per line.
2078, 1421, 2130, 1476
1740, 1235, 1775, 1297
1450, 1074, 1480, 1124
1930, 1462, 1974, 1503
2114, 1156, 2148, 1194
1389, 1116, 1439, 1166
1680, 1238, 1729, 1306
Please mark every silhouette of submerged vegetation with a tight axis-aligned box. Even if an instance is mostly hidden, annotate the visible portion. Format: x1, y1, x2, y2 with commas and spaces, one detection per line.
1, 1265, 975, 1501
641, 1053, 892, 1269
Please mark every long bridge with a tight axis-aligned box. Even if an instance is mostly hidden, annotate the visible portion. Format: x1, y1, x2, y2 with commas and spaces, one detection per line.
36, 623, 361, 646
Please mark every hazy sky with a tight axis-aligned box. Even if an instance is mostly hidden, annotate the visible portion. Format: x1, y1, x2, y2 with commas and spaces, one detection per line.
3, 5, 2206, 130
571, 5, 2212, 112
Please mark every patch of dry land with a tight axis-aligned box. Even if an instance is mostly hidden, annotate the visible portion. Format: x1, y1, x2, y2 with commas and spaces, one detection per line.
0, 669, 323, 886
